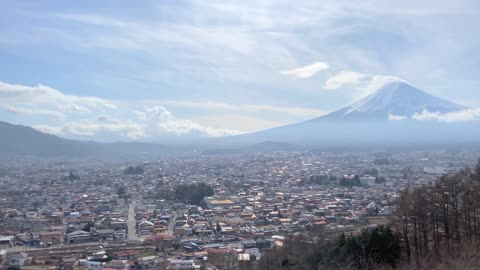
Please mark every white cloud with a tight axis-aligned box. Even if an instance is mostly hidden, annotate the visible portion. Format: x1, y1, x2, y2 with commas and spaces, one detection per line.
366, 75, 406, 93
34, 106, 243, 140
324, 71, 367, 90
280, 62, 329, 79
165, 100, 327, 118
194, 115, 285, 133
1, 105, 65, 120
412, 109, 480, 122
322, 71, 406, 99
1, 81, 245, 140
57, 14, 127, 27
34, 120, 145, 139
137, 106, 242, 138
0, 81, 116, 116
33, 125, 62, 135
388, 113, 407, 121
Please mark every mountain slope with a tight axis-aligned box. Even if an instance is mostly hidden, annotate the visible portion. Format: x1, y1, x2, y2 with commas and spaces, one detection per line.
0, 121, 90, 156
320, 81, 467, 121
227, 81, 480, 146
0, 121, 179, 158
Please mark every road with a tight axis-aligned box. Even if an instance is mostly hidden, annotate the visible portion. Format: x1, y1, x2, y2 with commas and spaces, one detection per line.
128, 202, 138, 241
166, 211, 177, 235
5, 241, 139, 254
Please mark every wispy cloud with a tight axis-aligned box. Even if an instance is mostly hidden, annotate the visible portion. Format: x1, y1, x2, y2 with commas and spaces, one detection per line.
34, 120, 144, 139
0, 81, 116, 114
388, 113, 407, 121
165, 100, 327, 118
324, 71, 367, 90
412, 109, 480, 122
1, 105, 65, 120
280, 62, 329, 78
56, 14, 127, 27
323, 71, 406, 98
1, 81, 242, 140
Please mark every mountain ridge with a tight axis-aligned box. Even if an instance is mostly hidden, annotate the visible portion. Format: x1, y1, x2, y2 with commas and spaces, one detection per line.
1, 81, 479, 157
0, 121, 191, 158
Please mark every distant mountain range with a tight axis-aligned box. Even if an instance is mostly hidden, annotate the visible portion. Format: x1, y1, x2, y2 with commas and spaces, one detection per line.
1, 81, 479, 157
0, 121, 180, 158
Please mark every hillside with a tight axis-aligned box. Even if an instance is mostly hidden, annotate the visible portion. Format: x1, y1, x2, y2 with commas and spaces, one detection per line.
0, 121, 176, 158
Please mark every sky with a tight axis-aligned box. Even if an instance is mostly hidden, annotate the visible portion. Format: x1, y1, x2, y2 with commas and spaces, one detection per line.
0, 0, 479, 142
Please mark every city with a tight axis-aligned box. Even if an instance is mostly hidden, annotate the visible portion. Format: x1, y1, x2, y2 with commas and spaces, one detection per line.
1, 149, 478, 269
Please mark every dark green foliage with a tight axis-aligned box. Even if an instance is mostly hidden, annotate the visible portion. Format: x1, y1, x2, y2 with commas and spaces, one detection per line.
258, 225, 401, 270
339, 175, 361, 187
400, 167, 414, 178
375, 176, 386, 184
347, 226, 401, 269
117, 186, 126, 196
318, 226, 401, 269
68, 171, 80, 181
62, 171, 80, 181
363, 168, 379, 176
123, 165, 145, 175
305, 174, 337, 185
373, 158, 391, 166
174, 182, 214, 205
82, 222, 92, 232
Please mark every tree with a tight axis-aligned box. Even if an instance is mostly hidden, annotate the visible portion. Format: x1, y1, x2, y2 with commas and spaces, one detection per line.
173, 183, 214, 205
395, 162, 480, 266
375, 176, 386, 184
363, 168, 379, 176
68, 171, 80, 181
339, 175, 361, 187
117, 186, 126, 197
123, 165, 145, 175
82, 222, 92, 232
216, 222, 222, 234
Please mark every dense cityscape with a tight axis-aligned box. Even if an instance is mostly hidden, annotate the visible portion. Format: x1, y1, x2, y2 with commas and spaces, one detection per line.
1, 149, 478, 269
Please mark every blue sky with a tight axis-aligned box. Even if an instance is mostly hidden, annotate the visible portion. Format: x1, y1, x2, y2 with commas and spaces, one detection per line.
0, 0, 479, 141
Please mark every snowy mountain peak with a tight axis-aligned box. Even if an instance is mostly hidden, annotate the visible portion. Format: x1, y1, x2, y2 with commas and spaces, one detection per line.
327, 81, 467, 121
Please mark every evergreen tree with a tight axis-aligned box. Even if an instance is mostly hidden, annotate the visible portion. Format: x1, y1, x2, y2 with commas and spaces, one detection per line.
216, 222, 222, 234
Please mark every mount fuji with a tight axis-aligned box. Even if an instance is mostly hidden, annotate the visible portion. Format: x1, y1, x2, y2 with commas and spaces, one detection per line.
227, 81, 480, 147
322, 81, 466, 121
0, 81, 478, 157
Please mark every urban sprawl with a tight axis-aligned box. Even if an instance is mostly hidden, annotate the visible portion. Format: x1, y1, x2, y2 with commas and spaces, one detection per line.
0, 150, 478, 269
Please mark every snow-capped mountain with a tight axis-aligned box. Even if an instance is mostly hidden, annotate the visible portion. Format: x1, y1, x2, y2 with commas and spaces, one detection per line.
228, 81, 480, 147
321, 81, 467, 121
